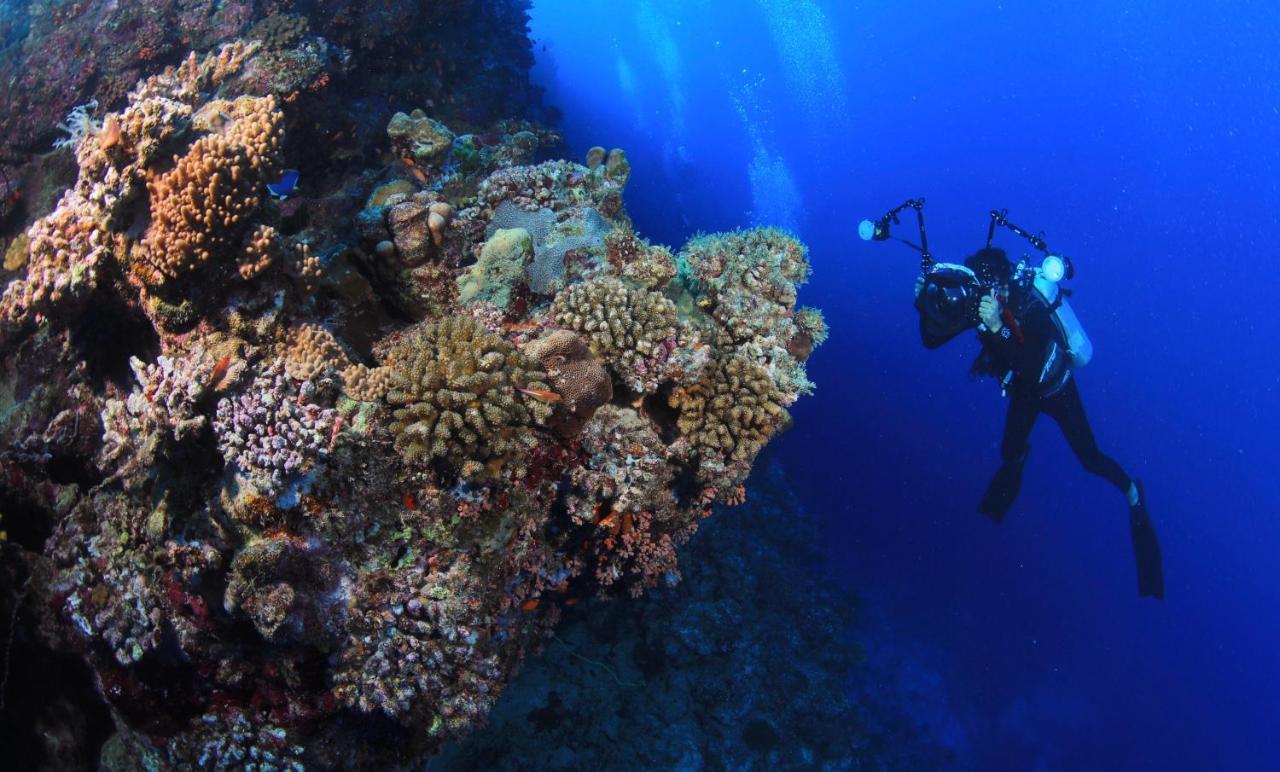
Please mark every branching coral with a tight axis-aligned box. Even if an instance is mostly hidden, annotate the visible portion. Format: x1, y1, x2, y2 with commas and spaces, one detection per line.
213, 367, 337, 496
551, 277, 679, 393
282, 324, 349, 382
332, 557, 504, 734
133, 95, 284, 286
0, 192, 111, 343
385, 315, 551, 479
341, 363, 393, 402
669, 354, 788, 490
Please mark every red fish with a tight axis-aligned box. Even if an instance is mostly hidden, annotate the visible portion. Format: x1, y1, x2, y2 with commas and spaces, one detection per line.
516, 387, 562, 403
207, 354, 232, 389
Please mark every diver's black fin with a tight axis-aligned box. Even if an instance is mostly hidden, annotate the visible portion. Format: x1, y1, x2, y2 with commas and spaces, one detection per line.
1129, 480, 1165, 600
979, 446, 1029, 523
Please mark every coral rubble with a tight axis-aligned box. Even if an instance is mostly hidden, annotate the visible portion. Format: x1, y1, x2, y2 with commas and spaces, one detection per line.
0, 30, 824, 772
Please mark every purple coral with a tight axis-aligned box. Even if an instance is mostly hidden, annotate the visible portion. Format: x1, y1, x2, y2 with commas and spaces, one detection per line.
214, 367, 336, 495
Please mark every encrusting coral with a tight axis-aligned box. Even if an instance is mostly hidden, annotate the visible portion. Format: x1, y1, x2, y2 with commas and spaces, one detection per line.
385, 315, 553, 479
0, 28, 824, 770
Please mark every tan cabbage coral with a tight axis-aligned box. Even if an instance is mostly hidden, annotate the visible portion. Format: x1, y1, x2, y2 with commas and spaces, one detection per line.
283, 324, 349, 382
133, 95, 284, 285
551, 277, 678, 393
670, 353, 788, 479
385, 316, 552, 478
522, 330, 612, 437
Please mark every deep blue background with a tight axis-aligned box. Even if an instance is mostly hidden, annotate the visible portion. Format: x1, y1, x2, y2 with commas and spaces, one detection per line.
529, 1, 1280, 768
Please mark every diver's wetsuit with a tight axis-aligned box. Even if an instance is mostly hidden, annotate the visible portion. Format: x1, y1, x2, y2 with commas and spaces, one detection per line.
921, 280, 1131, 519
915, 248, 1162, 598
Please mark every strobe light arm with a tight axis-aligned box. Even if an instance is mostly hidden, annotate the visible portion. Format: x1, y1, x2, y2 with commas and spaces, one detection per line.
869, 198, 933, 273
985, 208, 1075, 279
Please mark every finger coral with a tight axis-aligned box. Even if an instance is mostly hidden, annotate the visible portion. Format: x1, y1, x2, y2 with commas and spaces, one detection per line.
670, 353, 789, 492
213, 367, 337, 497
283, 323, 349, 382
133, 95, 284, 286
551, 277, 679, 393
386, 315, 552, 479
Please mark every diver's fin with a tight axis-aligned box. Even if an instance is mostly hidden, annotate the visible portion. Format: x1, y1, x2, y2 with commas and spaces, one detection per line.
1128, 480, 1165, 600
979, 446, 1029, 523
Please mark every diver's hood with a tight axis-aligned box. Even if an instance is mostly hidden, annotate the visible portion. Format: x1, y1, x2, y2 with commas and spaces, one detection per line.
916, 263, 982, 344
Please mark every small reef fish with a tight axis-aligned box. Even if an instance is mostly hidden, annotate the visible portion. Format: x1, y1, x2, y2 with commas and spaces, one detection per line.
516, 387, 561, 402
266, 169, 301, 199
207, 354, 233, 389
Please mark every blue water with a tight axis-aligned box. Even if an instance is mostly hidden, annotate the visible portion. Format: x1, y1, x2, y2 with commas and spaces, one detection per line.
530, 1, 1280, 768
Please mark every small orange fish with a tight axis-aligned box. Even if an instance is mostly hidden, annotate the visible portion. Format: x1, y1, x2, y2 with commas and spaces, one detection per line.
409, 165, 430, 185
516, 387, 562, 403
207, 354, 232, 389
520, 598, 539, 611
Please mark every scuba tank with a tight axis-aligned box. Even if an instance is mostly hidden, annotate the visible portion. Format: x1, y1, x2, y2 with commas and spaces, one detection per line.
1025, 263, 1092, 368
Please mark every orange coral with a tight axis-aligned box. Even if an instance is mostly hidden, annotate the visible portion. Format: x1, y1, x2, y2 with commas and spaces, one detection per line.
132, 95, 283, 285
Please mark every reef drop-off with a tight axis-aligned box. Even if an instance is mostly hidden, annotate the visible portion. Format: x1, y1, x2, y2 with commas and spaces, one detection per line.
0, 3, 824, 769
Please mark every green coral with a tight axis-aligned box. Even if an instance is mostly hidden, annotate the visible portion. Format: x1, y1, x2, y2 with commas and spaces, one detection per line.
670, 354, 787, 466
457, 227, 532, 309
385, 316, 551, 479
551, 277, 678, 393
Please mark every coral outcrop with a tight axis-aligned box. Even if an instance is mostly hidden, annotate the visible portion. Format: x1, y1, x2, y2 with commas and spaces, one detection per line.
0, 32, 823, 772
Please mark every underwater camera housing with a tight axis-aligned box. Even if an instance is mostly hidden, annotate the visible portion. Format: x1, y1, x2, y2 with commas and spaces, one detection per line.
864, 200, 1087, 354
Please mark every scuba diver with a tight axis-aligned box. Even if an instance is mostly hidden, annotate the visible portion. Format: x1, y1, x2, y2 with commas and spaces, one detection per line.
860, 201, 1164, 600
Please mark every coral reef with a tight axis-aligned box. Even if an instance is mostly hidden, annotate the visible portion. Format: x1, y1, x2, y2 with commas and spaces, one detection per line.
0, 29, 823, 772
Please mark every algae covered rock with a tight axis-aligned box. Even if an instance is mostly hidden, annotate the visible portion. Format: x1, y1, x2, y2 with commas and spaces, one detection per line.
388, 109, 456, 166
458, 227, 533, 308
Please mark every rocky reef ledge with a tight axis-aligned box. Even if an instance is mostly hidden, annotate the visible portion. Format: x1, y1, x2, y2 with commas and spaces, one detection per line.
434, 458, 955, 771
0, 38, 826, 770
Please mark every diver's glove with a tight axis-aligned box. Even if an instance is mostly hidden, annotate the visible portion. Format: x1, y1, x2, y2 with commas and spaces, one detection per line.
978, 292, 1003, 333
914, 275, 925, 298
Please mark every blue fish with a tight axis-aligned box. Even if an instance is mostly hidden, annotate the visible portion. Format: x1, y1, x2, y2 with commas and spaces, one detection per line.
266, 169, 300, 199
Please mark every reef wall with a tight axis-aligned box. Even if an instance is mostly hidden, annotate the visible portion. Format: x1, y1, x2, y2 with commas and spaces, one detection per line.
0, 21, 824, 772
